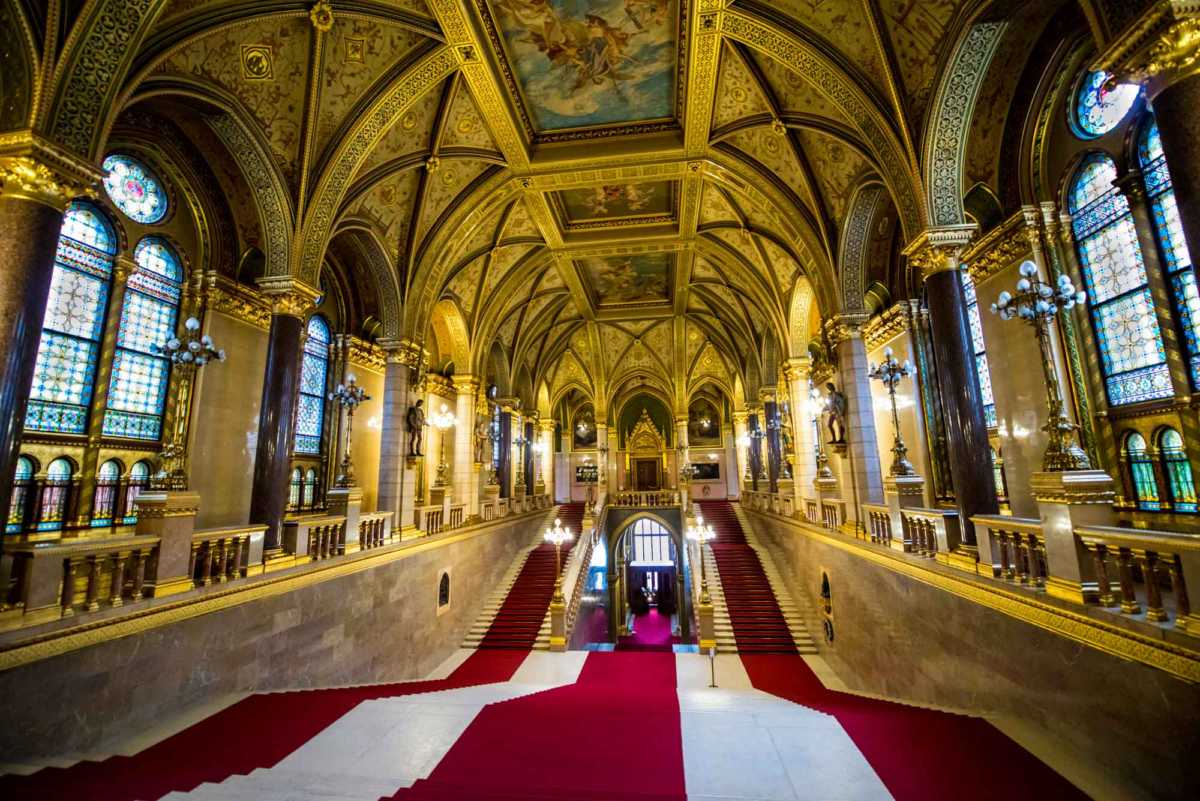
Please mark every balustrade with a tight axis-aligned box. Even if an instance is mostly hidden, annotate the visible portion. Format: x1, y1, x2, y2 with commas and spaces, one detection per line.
282, 514, 346, 560
820, 498, 845, 530
805, 499, 819, 524
862, 502, 892, 545
612, 490, 678, 507
358, 511, 393, 549
1075, 526, 1200, 630
188, 525, 261, 587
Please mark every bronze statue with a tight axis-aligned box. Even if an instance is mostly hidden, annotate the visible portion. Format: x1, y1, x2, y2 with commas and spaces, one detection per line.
474, 413, 491, 464
406, 399, 425, 456
825, 382, 847, 445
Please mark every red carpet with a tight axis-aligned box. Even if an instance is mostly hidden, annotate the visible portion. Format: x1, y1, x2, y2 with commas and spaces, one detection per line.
478, 502, 584, 649
616, 609, 677, 651
0, 650, 528, 801
698, 501, 797, 653
740, 647, 1091, 800
390, 651, 686, 801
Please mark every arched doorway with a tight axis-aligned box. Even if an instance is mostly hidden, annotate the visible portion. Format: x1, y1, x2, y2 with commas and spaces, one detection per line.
606, 514, 693, 648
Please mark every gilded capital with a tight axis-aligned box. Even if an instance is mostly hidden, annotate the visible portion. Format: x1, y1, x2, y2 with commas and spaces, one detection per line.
346, 336, 386, 372
377, 337, 426, 368
783, 357, 811, 383
0, 156, 94, 210
452, 373, 481, 395
257, 276, 320, 318
903, 225, 976, 283
1093, 2, 1200, 99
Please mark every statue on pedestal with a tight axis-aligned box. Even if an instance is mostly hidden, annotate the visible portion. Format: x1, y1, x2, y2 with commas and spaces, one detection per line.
474, 414, 491, 464
406, 399, 425, 457
825, 382, 847, 445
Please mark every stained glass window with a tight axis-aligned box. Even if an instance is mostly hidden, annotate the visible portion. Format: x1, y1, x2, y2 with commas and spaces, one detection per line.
961, 270, 997, 427
289, 468, 303, 509
1069, 154, 1172, 406
126, 460, 150, 523
1072, 71, 1139, 138
103, 237, 182, 440
303, 468, 318, 508
1159, 429, 1197, 513
295, 315, 330, 455
7, 456, 36, 532
92, 459, 122, 527
631, 519, 674, 565
25, 203, 115, 434
1125, 433, 1159, 510
39, 457, 74, 530
1139, 116, 1200, 389
102, 154, 168, 224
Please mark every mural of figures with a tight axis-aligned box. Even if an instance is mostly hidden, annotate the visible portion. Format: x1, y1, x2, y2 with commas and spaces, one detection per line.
557, 181, 674, 223
489, 0, 677, 131
579, 253, 672, 304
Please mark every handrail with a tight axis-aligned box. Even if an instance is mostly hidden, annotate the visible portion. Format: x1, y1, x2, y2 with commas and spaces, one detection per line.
611, 490, 678, 507
1075, 525, 1200, 552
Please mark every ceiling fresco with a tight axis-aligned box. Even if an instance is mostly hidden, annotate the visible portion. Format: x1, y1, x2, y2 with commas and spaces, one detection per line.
483, 0, 678, 135
553, 181, 676, 227
578, 252, 674, 306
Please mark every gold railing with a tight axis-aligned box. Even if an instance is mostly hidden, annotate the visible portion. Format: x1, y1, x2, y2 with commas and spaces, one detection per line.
1075, 525, 1200, 632
612, 490, 677, 507
189, 524, 263, 587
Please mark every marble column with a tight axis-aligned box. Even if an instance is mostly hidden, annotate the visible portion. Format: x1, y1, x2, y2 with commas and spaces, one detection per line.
595, 422, 612, 501
376, 340, 420, 533
732, 411, 749, 492
830, 315, 885, 509
784, 358, 816, 505
0, 155, 95, 525
915, 244, 998, 544
523, 419, 535, 493
249, 280, 318, 552
675, 415, 689, 491
497, 405, 512, 498
723, 423, 739, 499
452, 375, 479, 518
538, 418, 555, 498
762, 390, 782, 493
747, 407, 764, 492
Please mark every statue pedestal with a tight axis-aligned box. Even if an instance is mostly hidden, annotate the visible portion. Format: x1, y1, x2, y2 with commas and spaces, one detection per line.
549, 599, 566, 652
135, 491, 201, 597
1032, 470, 1116, 604
326, 486, 363, 553
697, 601, 716, 652
429, 485, 446, 507
884, 474, 925, 552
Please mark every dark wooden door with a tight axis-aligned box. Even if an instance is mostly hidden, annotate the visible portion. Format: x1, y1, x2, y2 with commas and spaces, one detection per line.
634, 459, 660, 490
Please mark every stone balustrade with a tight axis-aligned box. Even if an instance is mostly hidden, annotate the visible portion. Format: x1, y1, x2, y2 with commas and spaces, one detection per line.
188, 525, 263, 587
821, 498, 846, 531
1, 534, 160, 629
862, 502, 892, 546
972, 516, 1047, 585
899, 508, 961, 559
282, 514, 347, 561
612, 490, 677, 507
358, 512, 393, 549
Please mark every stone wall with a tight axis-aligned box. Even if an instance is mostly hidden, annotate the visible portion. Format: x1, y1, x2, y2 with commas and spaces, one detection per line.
0, 513, 545, 761
746, 511, 1200, 801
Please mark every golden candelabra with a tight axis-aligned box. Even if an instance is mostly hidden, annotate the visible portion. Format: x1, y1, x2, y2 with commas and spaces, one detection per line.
868, 346, 916, 477
153, 317, 225, 490
544, 517, 573, 604
330, 374, 370, 488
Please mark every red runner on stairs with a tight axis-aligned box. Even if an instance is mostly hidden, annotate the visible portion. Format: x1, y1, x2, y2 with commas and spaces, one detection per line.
478, 502, 584, 650
697, 500, 797, 654
0, 651, 527, 801
389, 652, 686, 801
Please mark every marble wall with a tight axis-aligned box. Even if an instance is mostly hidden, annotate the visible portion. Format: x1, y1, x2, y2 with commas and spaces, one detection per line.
866, 332, 929, 502
345, 362, 384, 512
0, 514, 544, 761
748, 512, 1199, 801
188, 310, 269, 528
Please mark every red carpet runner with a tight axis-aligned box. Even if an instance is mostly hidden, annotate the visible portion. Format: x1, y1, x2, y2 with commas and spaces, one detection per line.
390, 652, 686, 801
616, 609, 677, 651
0, 650, 527, 801
478, 502, 584, 649
697, 500, 797, 653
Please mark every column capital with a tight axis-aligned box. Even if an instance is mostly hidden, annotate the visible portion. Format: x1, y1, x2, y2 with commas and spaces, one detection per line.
538, 418, 555, 433
256, 276, 320, 318
674, 414, 689, 427
0, 132, 102, 209
1093, 2, 1200, 99
903, 225, 977, 282
451, 373, 481, 395
377, 337, 426, 367
1113, 167, 1151, 203
758, 388, 778, 404
496, 396, 521, 414
731, 410, 749, 426
823, 313, 869, 347
783, 357, 811, 382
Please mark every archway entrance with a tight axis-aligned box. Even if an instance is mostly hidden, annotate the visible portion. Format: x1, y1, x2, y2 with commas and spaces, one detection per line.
609, 516, 694, 650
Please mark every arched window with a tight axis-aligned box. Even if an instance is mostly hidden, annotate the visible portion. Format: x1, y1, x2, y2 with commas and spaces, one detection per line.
25, 202, 116, 434
288, 467, 303, 509
438, 573, 451, 607
295, 316, 330, 455
103, 237, 183, 440
303, 468, 318, 508
962, 270, 996, 427
1124, 432, 1159, 511
1071, 71, 1139, 138
7, 456, 36, 533
1158, 428, 1197, 513
102, 154, 168, 224
990, 447, 1008, 503
126, 460, 150, 523
1069, 154, 1171, 406
39, 457, 75, 530
92, 459, 123, 526
630, 519, 674, 564
1139, 116, 1200, 388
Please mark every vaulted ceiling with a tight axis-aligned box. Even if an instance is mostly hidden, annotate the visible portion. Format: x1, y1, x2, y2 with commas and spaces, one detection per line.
9, 0, 1081, 416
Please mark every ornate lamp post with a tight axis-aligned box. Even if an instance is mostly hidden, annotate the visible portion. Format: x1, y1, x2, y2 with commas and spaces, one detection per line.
686, 513, 717, 605
809, 385, 833, 480
990, 260, 1090, 471
430, 404, 456, 487
153, 317, 225, 490
330, 374, 370, 488
513, 431, 528, 492
544, 517, 573, 604
868, 346, 916, 477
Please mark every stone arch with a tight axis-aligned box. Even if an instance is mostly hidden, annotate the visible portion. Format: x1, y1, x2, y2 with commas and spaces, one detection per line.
838, 181, 886, 313
429, 299, 471, 374
0, 1, 37, 132
923, 20, 1009, 228
331, 219, 403, 339
485, 339, 511, 397
787, 276, 817, 358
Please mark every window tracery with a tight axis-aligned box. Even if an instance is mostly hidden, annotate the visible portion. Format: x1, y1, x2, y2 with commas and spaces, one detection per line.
961, 270, 996, 428
102, 154, 168, 224
1159, 429, 1197, 513
1071, 71, 1138, 139
1124, 432, 1159, 511
295, 316, 331, 455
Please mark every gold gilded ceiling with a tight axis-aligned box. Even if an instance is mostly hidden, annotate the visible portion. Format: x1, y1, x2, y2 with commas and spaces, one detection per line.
10, 0, 1047, 414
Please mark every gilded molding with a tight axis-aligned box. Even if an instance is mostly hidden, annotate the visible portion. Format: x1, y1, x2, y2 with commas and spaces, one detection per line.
0, 132, 102, 208
960, 210, 1028, 284
903, 226, 977, 283
862, 303, 911, 352
747, 510, 1200, 683
1093, 1, 1200, 98
839, 184, 885, 312
257, 276, 321, 318
205, 275, 271, 331
308, 0, 334, 32
377, 337, 427, 368
347, 336, 386, 373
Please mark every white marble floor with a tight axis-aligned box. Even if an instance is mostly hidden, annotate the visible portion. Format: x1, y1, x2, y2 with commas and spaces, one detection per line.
162, 651, 891, 801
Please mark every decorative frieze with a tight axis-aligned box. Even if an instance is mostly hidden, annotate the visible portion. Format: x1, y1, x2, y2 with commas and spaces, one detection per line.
346, 336, 386, 373
863, 303, 913, 352
423, 373, 456, 402
0, 133, 103, 209
205, 276, 271, 331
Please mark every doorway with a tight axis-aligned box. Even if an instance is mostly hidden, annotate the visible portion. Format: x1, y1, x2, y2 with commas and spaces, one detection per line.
613, 518, 689, 650
633, 458, 660, 490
